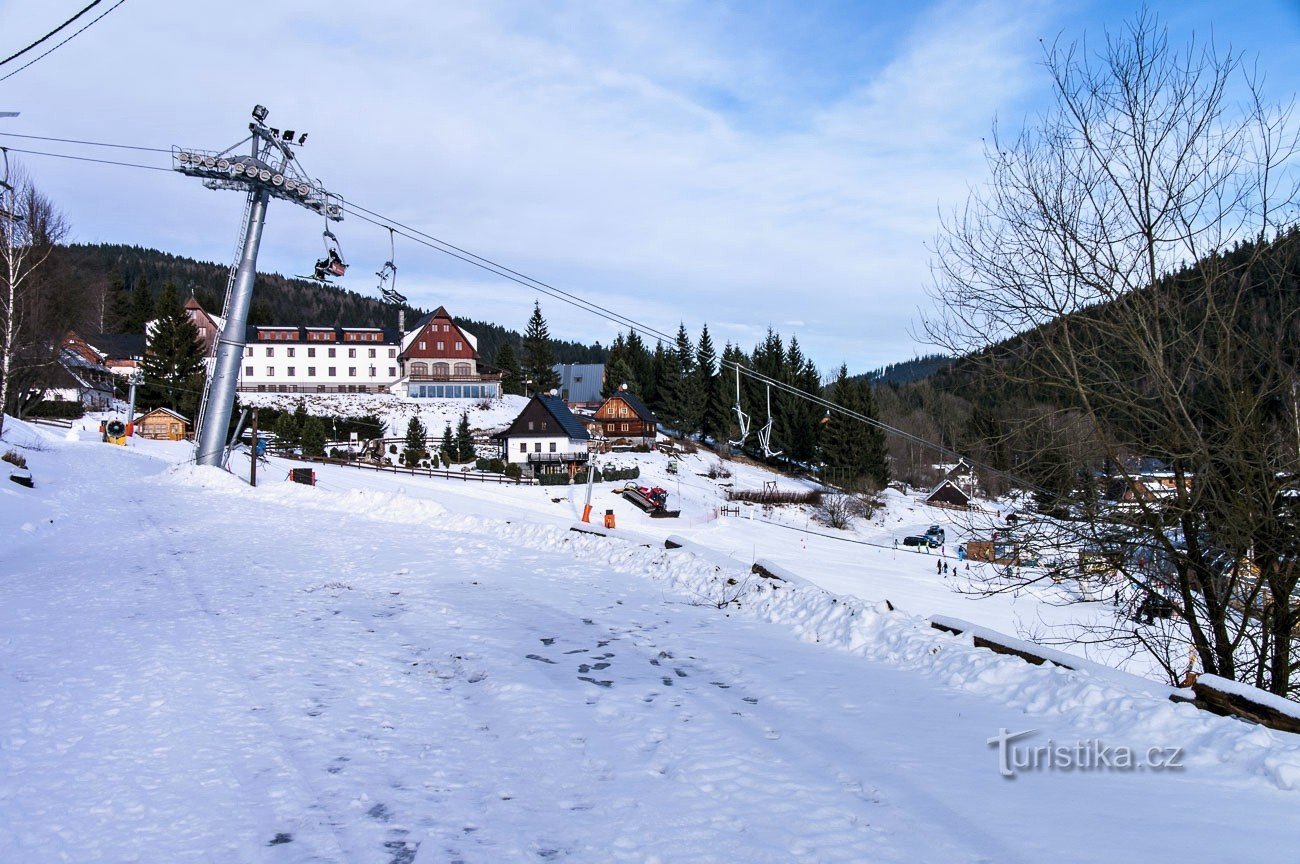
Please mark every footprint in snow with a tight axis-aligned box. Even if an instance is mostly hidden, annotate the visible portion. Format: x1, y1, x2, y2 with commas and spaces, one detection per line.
526, 654, 557, 664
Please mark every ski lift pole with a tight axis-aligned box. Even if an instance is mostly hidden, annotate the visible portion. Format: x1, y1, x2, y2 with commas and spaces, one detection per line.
582, 455, 597, 523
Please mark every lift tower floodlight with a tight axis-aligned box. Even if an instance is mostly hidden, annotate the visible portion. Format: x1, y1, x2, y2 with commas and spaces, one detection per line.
173, 105, 342, 467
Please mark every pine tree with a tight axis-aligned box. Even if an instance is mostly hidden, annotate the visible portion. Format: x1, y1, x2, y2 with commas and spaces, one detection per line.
300, 415, 326, 457
140, 281, 203, 412
273, 412, 299, 450
602, 333, 633, 398
404, 415, 428, 465
673, 323, 702, 436
694, 325, 727, 444
625, 330, 652, 399
455, 411, 475, 462
823, 365, 889, 487
125, 275, 154, 334
649, 341, 669, 415
520, 302, 559, 394
495, 339, 524, 396
440, 421, 454, 465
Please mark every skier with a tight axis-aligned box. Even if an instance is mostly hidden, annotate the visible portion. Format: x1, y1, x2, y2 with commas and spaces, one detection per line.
936, 560, 942, 575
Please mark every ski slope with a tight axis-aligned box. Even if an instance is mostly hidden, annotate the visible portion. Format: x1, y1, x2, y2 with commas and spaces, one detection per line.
3, 417, 1299, 863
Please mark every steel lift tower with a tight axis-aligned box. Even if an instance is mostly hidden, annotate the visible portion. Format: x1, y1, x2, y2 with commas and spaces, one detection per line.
173, 105, 341, 466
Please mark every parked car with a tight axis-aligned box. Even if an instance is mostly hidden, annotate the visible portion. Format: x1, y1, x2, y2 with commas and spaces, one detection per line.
925, 525, 946, 545
902, 535, 939, 548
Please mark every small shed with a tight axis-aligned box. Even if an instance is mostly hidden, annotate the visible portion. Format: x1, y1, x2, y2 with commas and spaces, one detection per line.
134, 407, 191, 441
925, 478, 971, 510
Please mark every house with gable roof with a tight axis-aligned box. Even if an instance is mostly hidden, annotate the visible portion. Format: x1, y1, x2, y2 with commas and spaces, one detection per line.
590, 386, 658, 449
494, 392, 591, 477
395, 306, 503, 400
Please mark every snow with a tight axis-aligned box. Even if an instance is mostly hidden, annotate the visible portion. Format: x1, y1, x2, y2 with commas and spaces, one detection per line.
4, 415, 1300, 862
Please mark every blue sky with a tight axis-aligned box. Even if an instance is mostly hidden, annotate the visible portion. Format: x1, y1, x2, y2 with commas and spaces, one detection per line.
2, 0, 1298, 373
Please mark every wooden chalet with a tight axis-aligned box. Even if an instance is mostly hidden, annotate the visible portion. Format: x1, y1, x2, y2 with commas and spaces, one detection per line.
494, 393, 591, 477
591, 388, 658, 449
134, 407, 191, 441
925, 479, 972, 510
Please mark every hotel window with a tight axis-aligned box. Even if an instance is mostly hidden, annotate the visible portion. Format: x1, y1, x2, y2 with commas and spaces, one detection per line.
368, 348, 376, 358
436, 341, 444, 351
348, 367, 357, 377
388, 367, 396, 377
244, 365, 253, 376
328, 367, 336, 376
419, 341, 426, 350
245, 347, 252, 356
534, 442, 541, 452
266, 347, 274, 357
287, 367, 295, 377
328, 348, 336, 358
308, 367, 316, 377
348, 348, 356, 358
267, 367, 274, 376
368, 367, 376, 377
287, 347, 295, 357
388, 349, 396, 358
549, 442, 557, 453
307, 347, 316, 358
455, 341, 462, 351
519, 443, 526, 453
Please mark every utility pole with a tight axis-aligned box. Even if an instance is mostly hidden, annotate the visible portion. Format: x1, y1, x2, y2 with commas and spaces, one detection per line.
173, 105, 340, 467
249, 408, 259, 487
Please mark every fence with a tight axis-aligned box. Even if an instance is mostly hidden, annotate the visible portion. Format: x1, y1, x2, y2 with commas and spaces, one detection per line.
277, 451, 535, 485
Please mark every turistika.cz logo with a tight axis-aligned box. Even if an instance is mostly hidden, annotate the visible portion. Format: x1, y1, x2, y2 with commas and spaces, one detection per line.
988, 728, 1185, 778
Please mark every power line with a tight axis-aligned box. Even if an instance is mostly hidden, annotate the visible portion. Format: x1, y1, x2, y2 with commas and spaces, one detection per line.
0, 0, 127, 83
0, 1, 104, 67
0, 145, 169, 172
0, 131, 169, 153
341, 199, 677, 345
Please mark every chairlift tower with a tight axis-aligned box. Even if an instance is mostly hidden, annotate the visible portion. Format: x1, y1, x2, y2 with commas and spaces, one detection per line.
173, 105, 342, 466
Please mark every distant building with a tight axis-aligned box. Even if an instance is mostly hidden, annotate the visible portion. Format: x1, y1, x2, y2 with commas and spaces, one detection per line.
238, 324, 402, 394
925, 478, 972, 510
394, 306, 502, 400
495, 393, 591, 477
34, 331, 117, 410
133, 407, 191, 441
87, 332, 146, 378
590, 388, 657, 449
552, 363, 605, 410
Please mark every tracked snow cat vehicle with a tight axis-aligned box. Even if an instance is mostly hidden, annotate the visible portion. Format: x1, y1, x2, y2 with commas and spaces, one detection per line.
621, 482, 681, 518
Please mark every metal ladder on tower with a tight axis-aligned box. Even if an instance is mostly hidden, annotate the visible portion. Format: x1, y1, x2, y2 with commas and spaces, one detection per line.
193, 192, 256, 460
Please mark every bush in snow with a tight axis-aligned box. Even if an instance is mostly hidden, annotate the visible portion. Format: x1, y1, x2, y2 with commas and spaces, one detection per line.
2, 449, 27, 469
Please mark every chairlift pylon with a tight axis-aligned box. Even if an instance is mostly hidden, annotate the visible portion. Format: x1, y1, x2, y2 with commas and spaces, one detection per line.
757, 383, 782, 459
375, 226, 406, 305
729, 364, 750, 448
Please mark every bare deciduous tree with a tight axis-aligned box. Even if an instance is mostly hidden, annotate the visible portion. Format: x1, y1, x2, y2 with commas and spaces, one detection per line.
928, 13, 1300, 694
1, 160, 70, 436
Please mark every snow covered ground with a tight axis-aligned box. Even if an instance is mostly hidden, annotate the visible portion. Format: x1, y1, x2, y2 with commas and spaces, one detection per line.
4, 416, 1300, 863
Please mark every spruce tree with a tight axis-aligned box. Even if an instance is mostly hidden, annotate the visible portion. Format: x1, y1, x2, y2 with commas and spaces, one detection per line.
273, 412, 299, 450
673, 323, 702, 436
300, 416, 326, 457
440, 421, 454, 465
455, 411, 475, 462
403, 415, 428, 464
694, 325, 727, 444
624, 330, 652, 399
520, 302, 559, 394
495, 339, 524, 396
140, 281, 203, 413
126, 275, 155, 334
